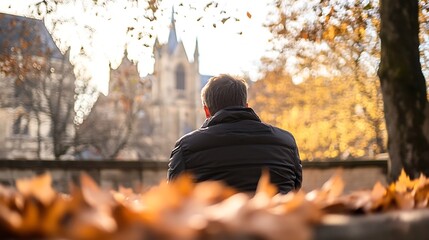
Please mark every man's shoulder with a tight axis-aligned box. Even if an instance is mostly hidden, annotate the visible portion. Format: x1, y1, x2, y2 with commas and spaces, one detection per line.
270, 124, 295, 137
176, 121, 297, 150
261, 122, 297, 145
175, 127, 208, 145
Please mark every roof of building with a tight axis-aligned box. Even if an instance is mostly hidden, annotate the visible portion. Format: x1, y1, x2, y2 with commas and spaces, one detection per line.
200, 74, 212, 89
0, 12, 63, 59
167, 9, 178, 55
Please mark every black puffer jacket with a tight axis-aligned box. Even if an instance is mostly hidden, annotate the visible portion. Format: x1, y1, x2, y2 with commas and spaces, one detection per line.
168, 107, 302, 194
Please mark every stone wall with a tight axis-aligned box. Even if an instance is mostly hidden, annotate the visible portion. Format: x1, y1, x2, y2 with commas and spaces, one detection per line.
0, 160, 167, 193
0, 159, 388, 193
302, 160, 388, 193
303, 167, 387, 192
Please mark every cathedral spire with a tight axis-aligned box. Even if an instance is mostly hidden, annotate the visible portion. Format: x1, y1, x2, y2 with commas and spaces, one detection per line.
153, 37, 161, 57
167, 7, 178, 54
193, 38, 199, 62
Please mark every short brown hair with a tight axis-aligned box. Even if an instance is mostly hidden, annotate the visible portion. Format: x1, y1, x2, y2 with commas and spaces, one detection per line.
201, 74, 248, 115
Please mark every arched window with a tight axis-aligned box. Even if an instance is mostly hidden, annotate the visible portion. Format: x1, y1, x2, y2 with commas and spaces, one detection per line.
175, 64, 185, 90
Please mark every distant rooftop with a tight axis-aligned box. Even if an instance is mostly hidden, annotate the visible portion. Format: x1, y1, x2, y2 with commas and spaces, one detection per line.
200, 74, 212, 90
0, 13, 63, 59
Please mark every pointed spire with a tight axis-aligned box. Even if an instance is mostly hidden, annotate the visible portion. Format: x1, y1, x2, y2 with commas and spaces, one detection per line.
153, 37, 161, 57
122, 44, 132, 65
167, 6, 178, 54
193, 38, 199, 62
154, 37, 160, 48
123, 43, 129, 59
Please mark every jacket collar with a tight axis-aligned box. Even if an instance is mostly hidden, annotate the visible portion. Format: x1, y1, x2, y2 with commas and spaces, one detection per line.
202, 107, 261, 128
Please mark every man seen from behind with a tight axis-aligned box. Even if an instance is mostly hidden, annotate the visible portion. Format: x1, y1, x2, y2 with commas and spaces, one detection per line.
168, 74, 302, 194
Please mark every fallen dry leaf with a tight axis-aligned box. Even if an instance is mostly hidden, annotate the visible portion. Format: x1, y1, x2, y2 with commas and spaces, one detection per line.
0, 169, 427, 240
16, 173, 56, 206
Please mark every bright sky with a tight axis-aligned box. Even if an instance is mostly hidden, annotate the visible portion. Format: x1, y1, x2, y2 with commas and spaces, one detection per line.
0, 0, 272, 94
164, 0, 272, 78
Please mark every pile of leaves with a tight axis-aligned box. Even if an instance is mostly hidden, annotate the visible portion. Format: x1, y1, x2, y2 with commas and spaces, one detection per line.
0, 170, 428, 240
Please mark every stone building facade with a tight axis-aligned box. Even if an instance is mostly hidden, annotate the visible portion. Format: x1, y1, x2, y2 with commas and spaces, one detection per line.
87, 12, 207, 160
0, 12, 207, 160
0, 13, 75, 160
146, 15, 205, 159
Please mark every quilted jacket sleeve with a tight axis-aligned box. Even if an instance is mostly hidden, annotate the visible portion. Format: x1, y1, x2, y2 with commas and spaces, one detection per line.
167, 140, 186, 181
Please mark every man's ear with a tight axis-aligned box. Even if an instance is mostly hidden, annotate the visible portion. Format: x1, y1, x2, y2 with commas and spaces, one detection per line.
246, 103, 249, 108
204, 105, 211, 118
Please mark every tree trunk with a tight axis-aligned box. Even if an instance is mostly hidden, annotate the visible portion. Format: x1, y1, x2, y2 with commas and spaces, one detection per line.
378, 0, 429, 180
374, 118, 386, 154
35, 112, 42, 159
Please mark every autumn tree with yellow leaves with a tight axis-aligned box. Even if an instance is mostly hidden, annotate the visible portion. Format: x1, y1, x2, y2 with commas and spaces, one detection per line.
250, 66, 385, 160
252, 0, 429, 180
250, 1, 386, 160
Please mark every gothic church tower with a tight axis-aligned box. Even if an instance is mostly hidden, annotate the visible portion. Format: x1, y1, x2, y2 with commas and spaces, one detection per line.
150, 10, 203, 159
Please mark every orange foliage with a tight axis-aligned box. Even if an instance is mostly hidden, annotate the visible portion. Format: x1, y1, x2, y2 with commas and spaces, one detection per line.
256, 1, 386, 160
249, 71, 385, 160
1, 170, 429, 239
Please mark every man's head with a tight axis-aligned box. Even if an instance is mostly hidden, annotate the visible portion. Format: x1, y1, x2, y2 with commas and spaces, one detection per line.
201, 74, 248, 118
